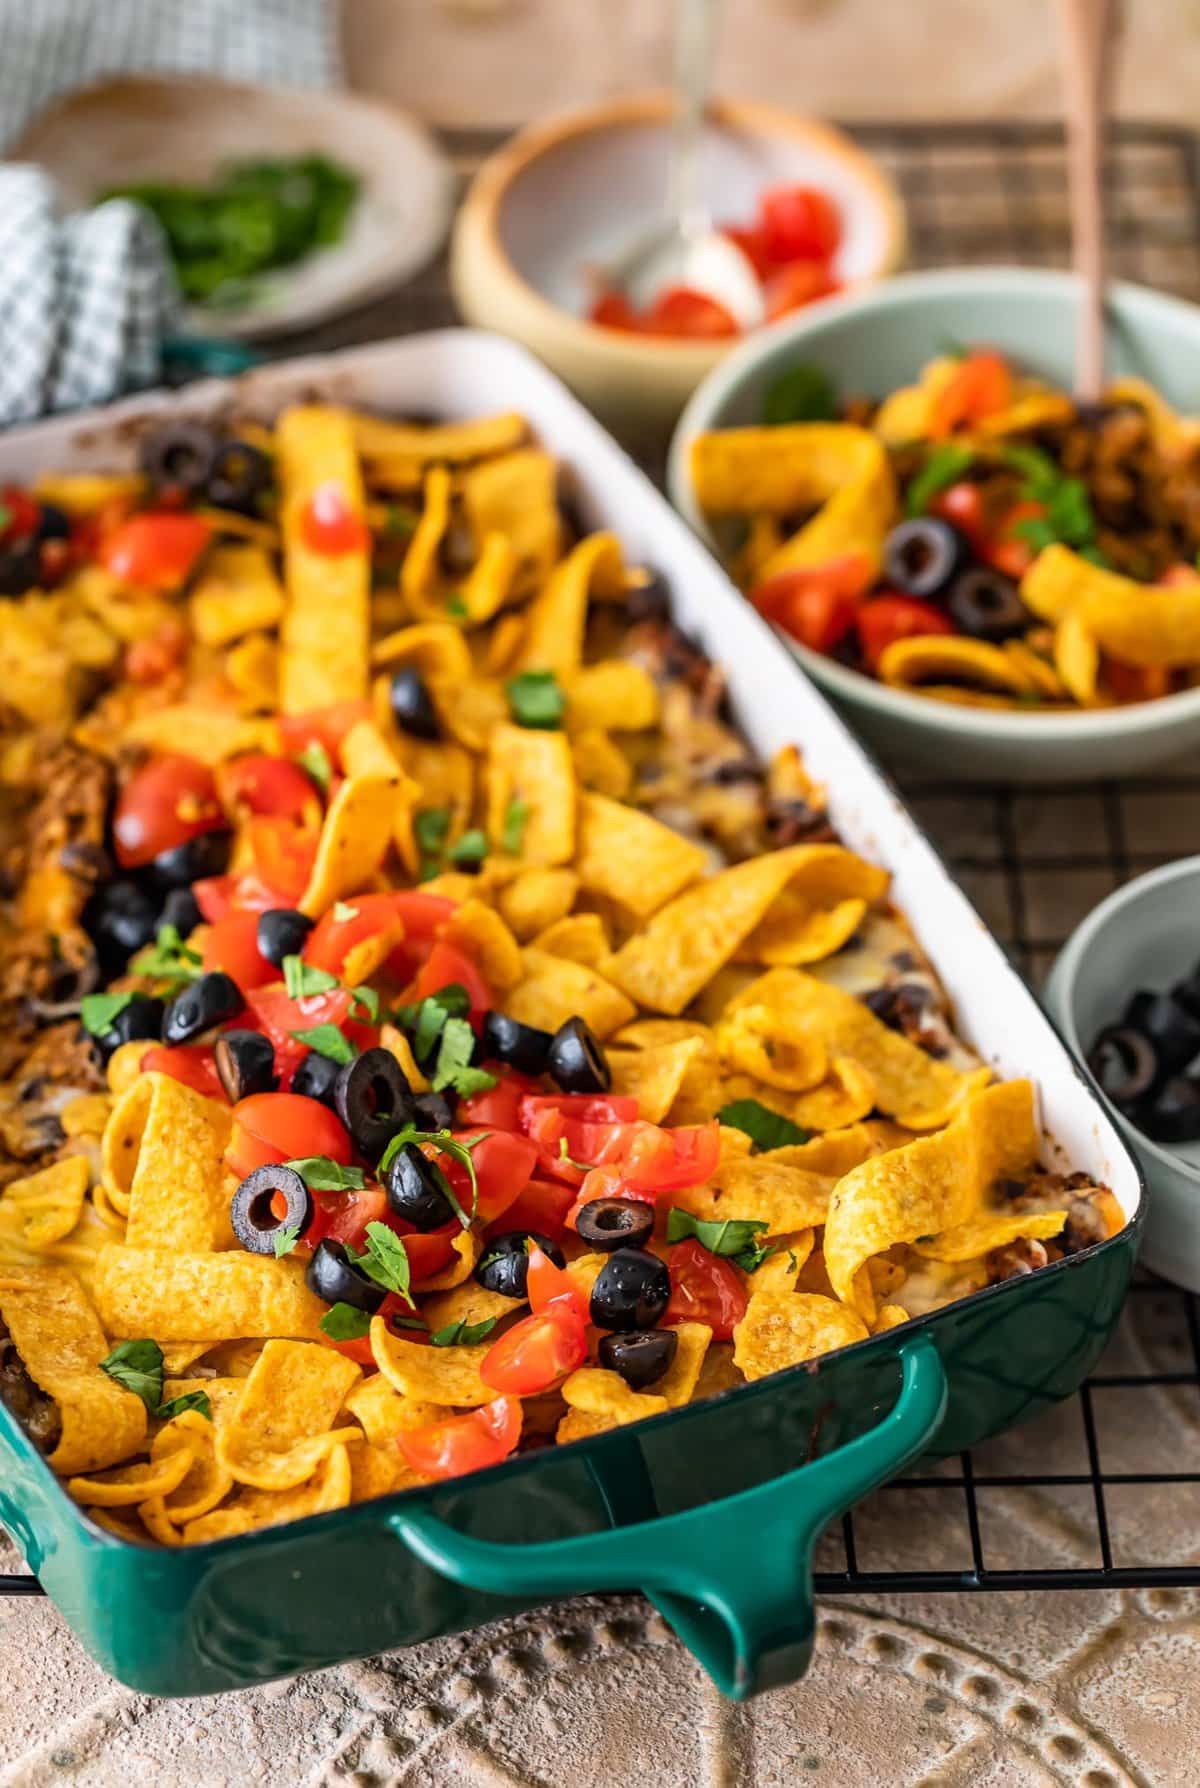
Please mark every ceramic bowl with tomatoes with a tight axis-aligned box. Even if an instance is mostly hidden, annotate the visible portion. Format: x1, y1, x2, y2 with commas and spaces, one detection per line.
451, 93, 905, 434
672, 265, 1200, 781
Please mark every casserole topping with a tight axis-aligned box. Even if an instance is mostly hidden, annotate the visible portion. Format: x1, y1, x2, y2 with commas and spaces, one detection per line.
0, 403, 1122, 1542
691, 352, 1200, 710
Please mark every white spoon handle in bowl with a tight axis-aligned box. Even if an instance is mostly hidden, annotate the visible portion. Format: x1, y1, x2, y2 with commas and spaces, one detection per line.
668, 0, 724, 238
1057, 0, 1119, 403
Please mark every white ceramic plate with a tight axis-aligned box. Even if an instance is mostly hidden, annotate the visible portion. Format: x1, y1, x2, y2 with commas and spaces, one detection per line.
0, 328, 1140, 1229
12, 75, 454, 340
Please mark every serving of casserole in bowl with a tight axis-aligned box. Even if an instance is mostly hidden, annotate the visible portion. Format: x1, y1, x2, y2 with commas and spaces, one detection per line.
0, 332, 1139, 1700
670, 266, 1200, 780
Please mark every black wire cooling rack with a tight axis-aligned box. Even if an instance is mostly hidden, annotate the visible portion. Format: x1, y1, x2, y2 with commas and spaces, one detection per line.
6, 117, 1200, 1601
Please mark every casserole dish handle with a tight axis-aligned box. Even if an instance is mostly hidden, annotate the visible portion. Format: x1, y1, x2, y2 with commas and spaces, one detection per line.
393, 1332, 947, 1699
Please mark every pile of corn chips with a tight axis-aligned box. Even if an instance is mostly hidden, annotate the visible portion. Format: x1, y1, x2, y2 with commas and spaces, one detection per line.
0, 402, 1122, 1546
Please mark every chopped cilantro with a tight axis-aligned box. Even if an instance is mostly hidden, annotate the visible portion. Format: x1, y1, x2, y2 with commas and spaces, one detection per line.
414, 806, 452, 859
131, 922, 203, 989
283, 955, 339, 999
347, 1221, 411, 1301
501, 797, 529, 855
430, 1316, 498, 1346
332, 901, 358, 922
448, 827, 488, 866
273, 1225, 301, 1258
100, 1339, 212, 1421
348, 984, 380, 1022
80, 990, 136, 1037
396, 984, 470, 1063
905, 443, 976, 517
285, 1156, 365, 1192
296, 741, 332, 793
761, 362, 838, 426
505, 669, 565, 730
715, 1098, 810, 1152
319, 1303, 371, 1341
290, 1023, 355, 1064
666, 1207, 774, 1272
385, 506, 416, 537
431, 1016, 497, 1099
445, 593, 469, 619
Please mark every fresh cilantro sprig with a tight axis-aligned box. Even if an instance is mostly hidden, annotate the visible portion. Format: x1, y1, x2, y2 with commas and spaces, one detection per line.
666, 1207, 775, 1273
449, 828, 487, 866
100, 1339, 213, 1421
296, 741, 332, 793
346, 1221, 412, 1301
273, 1224, 301, 1258
415, 807, 489, 879
716, 1098, 810, 1152
430, 1316, 498, 1346
761, 362, 838, 427
1001, 443, 1105, 563
431, 1016, 497, 1099
501, 797, 529, 855
283, 955, 339, 999
80, 990, 136, 1037
392, 983, 470, 1063
290, 1023, 356, 1064
319, 1303, 370, 1341
905, 443, 975, 517
131, 922, 203, 991
285, 1156, 366, 1192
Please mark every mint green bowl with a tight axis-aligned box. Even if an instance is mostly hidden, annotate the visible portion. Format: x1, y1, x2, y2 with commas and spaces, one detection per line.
670, 267, 1200, 783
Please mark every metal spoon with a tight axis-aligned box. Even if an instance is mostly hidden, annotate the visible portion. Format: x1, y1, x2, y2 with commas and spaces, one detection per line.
1057, 0, 1120, 402
604, 0, 764, 328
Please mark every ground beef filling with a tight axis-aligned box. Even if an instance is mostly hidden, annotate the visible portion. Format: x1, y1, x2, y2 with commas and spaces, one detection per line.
0, 1323, 60, 1456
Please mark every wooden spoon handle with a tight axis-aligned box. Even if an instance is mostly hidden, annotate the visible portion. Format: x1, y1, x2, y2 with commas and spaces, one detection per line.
1057, 0, 1120, 403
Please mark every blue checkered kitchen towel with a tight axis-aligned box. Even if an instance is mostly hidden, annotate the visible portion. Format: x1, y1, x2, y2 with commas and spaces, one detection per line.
0, 0, 338, 425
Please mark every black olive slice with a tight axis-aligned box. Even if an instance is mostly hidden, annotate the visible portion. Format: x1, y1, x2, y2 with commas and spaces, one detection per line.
206, 440, 273, 513
574, 1197, 655, 1252
291, 1049, 342, 1110
389, 668, 440, 740
139, 421, 220, 493
1123, 990, 1200, 1078
383, 1143, 455, 1231
626, 570, 672, 623
1142, 1076, 1200, 1145
1087, 1025, 1159, 1106
598, 1327, 678, 1390
946, 568, 1030, 642
162, 971, 242, 1045
36, 503, 71, 542
91, 993, 165, 1064
145, 829, 233, 891
412, 1089, 457, 1131
474, 1231, 565, 1299
256, 908, 314, 968
335, 1048, 415, 1160
547, 1016, 611, 1094
0, 541, 42, 597
481, 1010, 553, 1077
159, 886, 202, 937
215, 1029, 278, 1102
883, 518, 967, 599
83, 879, 159, 978
305, 1237, 386, 1312
231, 1164, 313, 1256
589, 1247, 671, 1332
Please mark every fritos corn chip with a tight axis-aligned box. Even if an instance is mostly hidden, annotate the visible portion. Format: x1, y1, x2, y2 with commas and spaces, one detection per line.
216, 1341, 361, 1490
574, 792, 706, 918
94, 1245, 327, 1342
122, 1074, 233, 1253
733, 1291, 869, 1380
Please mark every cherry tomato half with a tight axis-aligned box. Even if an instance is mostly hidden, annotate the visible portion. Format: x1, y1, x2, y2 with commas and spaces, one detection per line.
112, 755, 224, 870
479, 1307, 587, 1395
396, 1395, 523, 1480
439, 1129, 538, 1227
750, 554, 874, 655
304, 892, 405, 981
589, 289, 643, 333
220, 754, 322, 825
225, 1092, 352, 1181
983, 499, 1045, 580
642, 286, 739, 339
664, 1239, 748, 1341
101, 512, 211, 590
622, 1119, 721, 1194
246, 985, 352, 1054
526, 1244, 588, 1321
245, 815, 319, 904
487, 1175, 577, 1245
856, 593, 957, 673
141, 1044, 225, 1101
277, 701, 372, 763
929, 350, 1013, 440
408, 940, 491, 1014
757, 183, 842, 266
457, 1069, 540, 1134
201, 911, 276, 990
0, 486, 41, 544
763, 260, 838, 321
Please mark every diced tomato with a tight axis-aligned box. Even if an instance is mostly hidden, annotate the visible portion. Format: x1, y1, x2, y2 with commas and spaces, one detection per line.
201, 911, 276, 990
123, 615, 188, 684
642, 286, 739, 339
930, 481, 988, 548
112, 755, 224, 870
1106, 658, 1173, 703
457, 1069, 541, 1134
246, 984, 352, 1054
526, 1244, 587, 1320
141, 1044, 225, 1101
305, 1180, 389, 1251
0, 486, 41, 544
396, 1395, 523, 1480
305, 893, 404, 980
518, 1094, 641, 1181
488, 1175, 577, 1244
438, 1129, 538, 1227
220, 754, 322, 825
929, 350, 1013, 439
408, 940, 491, 1015
384, 890, 458, 980
300, 483, 370, 557
193, 873, 283, 923
856, 594, 957, 672
757, 184, 842, 266
101, 512, 211, 590
589, 289, 643, 332
479, 1306, 587, 1394
277, 701, 372, 763
246, 816, 318, 904
225, 1092, 352, 1181
750, 554, 873, 655
763, 260, 838, 321
1159, 562, 1200, 587
664, 1238, 748, 1341
622, 1119, 720, 1193
983, 499, 1045, 579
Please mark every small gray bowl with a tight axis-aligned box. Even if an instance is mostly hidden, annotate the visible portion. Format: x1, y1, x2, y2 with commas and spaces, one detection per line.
1044, 857, 1200, 1290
